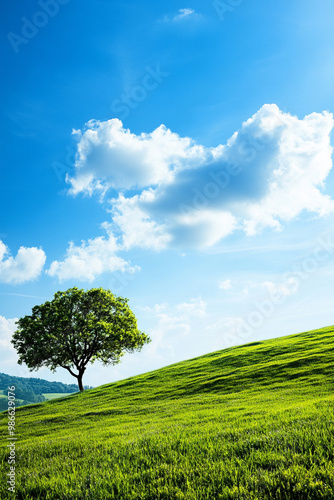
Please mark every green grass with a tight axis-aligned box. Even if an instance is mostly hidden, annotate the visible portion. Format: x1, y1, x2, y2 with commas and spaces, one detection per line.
1, 325, 334, 499
42, 393, 76, 401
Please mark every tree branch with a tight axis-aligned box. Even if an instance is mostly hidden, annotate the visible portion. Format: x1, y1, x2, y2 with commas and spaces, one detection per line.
61, 365, 78, 378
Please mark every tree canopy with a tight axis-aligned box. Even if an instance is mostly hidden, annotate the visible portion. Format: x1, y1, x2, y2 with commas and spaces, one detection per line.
12, 287, 150, 391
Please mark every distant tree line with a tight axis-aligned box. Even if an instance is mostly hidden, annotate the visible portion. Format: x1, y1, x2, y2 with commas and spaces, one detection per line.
0, 372, 93, 394
0, 372, 94, 411
0, 394, 44, 412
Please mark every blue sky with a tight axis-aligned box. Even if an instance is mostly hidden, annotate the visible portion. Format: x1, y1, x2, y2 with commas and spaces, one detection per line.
1, 0, 334, 387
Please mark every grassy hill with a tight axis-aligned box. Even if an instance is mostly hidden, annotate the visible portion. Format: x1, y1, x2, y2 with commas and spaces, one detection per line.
1, 325, 334, 499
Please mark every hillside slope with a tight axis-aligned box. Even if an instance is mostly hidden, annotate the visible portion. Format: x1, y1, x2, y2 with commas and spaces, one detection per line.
1, 326, 334, 499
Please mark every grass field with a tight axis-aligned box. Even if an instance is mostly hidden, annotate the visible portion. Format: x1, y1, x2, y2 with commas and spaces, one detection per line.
1, 325, 334, 499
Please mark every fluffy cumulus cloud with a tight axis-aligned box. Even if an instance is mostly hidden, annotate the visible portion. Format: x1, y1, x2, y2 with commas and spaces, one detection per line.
68, 119, 208, 194
68, 104, 334, 251
46, 226, 136, 282
0, 241, 46, 284
110, 193, 172, 251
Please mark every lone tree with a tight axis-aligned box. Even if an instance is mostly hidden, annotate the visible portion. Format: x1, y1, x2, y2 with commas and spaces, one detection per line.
11, 287, 150, 391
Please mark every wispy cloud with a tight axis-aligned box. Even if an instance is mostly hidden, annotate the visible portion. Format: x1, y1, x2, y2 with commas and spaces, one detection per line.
219, 277, 299, 298
219, 279, 232, 290
172, 8, 196, 21
161, 8, 200, 23
139, 297, 207, 361
0, 293, 45, 299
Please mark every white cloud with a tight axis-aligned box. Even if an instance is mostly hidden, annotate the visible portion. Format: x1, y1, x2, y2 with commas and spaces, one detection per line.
46, 226, 136, 282
262, 278, 299, 298
219, 279, 232, 290
219, 277, 299, 298
112, 192, 237, 250
173, 209, 237, 248
175, 297, 207, 318
241, 107, 334, 234
172, 8, 196, 21
161, 8, 200, 23
0, 241, 46, 284
68, 104, 334, 251
111, 193, 172, 251
68, 119, 208, 194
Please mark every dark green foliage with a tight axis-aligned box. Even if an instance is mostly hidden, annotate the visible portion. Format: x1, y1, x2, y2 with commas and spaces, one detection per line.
0, 372, 88, 394
11, 287, 150, 391
0, 380, 46, 406
1, 326, 334, 499
14, 385, 44, 403
0, 399, 8, 411
0, 373, 87, 410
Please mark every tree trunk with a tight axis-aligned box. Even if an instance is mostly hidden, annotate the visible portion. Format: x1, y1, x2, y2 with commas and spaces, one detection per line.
77, 371, 85, 392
